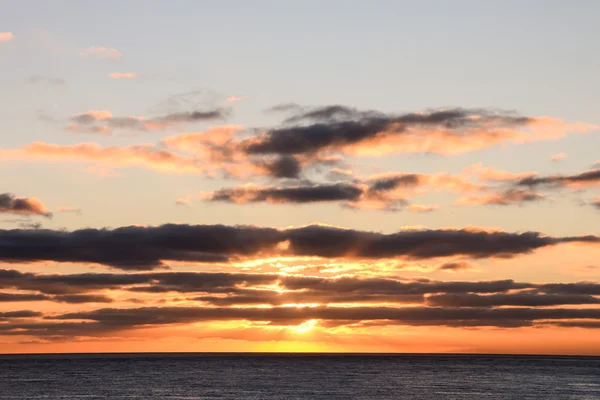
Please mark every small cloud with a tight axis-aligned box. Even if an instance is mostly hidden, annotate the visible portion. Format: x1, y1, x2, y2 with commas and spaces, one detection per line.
0, 193, 52, 218
18, 222, 42, 229
593, 160, 600, 167
436, 262, 473, 272
0, 32, 14, 42
56, 205, 82, 214
407, 204, 439, 213
175, 197, 192, 206
28, 75, 66, 86
108, 72, 137, 79
80, 46, 122, 59
84, 165, 123, 177
551, 152, 567, 162
226, 95, 248, 103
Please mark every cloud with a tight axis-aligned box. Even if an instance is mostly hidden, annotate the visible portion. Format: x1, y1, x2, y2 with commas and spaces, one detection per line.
461, 163, 537, 182
244, 107, 596, 158
175, 197, 191, 206
0, 32, 14, 42
592, 197, 600, 210
426, 293, 600, 307
108, 72, 137, 79
226, 96, 247, 103
0, 223, 597, 270
0, 268, 279, 295
205, 183, 364, 205
407, 204, 439, 213
67, 108, 229, 135
204, 172, 482, 211
0, 268, 598, 337
18, 222, 42, 229
551, 152, 567, 162
14, 142, 209, 176
0, 311, 41, 320
46, 305, 600, 331
518, 168, 600, 189
56, 206, 81, 214
0, 193, 52, 217
456, 189, 545, 206
80, 46, 122, 59
27, 75, 66, 86
436, 262, 473, 272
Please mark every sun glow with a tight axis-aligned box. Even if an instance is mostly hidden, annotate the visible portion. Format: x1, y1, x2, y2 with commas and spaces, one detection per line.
290, 319, 318, 334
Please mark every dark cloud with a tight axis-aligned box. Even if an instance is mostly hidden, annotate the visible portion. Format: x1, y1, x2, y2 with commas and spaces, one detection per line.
53, 294, 113, 304
436, 262, 473, 272
279, 276, 529, 295
538, 282, 600, 295
244, 108, 531, 156
0, 193, 52, 217
0, 224, 597, 269
49, 305, 600, 330
518, 169, 600, 188
283, 225, 600, 260
255, 155, 302, 179
0, 291, 111, 304
280, 105, 384, 125
0, 293, 48, 302
457, 189, 545, 206
155, 109, 230, 123
264, 103, 304, 113
0, 224, 282, 270
0, 269, 279, 295
0, 311, 42, 320
207, 183, 363, 204
426, 293, 600, 307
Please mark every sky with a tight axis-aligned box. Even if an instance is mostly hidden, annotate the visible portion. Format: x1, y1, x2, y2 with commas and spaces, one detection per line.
0, 0, 600, 355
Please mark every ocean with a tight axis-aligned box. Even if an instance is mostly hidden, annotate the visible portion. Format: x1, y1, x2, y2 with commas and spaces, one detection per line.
0, 353, 598, 399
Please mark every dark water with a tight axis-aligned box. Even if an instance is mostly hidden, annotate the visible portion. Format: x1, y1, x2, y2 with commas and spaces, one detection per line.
0, 353, 599, 399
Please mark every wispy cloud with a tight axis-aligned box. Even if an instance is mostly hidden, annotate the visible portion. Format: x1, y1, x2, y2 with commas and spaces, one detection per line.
56, 205, 81, 214
0, 32, 14, 42
226, 95, 248, 103
66, 108, 229, 135
407, 204, 439, 213
108, 72, 137, 79
551, 152, 567, 162
27, 75, 66, 86
80, 46, 122, 59
456, 189, 545, 206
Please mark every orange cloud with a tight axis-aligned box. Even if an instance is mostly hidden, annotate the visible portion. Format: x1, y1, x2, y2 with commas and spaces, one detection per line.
80, 46, 122, 59
462, 163, 537, 182
0, 32, 14, 42
407, 204, 439, 213
331, 118, 596, 157
226, 95, 248, 103
17, 142, 208, 175
108, 72, 138, 79
175, 197, 192, 206
0, 193, 52, 217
